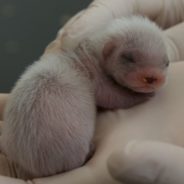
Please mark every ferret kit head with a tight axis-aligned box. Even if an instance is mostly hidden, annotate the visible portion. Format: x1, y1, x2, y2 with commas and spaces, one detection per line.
92, 16, 169, 93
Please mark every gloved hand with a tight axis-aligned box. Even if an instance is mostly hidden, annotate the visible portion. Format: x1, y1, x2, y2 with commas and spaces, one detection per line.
55, 0, 184, 62
108, 140, 184, 184
1, 0, 184, 183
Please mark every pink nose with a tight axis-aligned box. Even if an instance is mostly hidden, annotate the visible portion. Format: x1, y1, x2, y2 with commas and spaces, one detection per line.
124, 67, 166, 93
143, 76, 158, 85
141, 72, 165, 87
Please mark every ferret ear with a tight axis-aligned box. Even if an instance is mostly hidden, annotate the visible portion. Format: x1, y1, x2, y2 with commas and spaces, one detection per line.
103, 41, 116, 60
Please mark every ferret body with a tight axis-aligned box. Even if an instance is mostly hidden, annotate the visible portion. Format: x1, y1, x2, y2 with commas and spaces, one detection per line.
1, 16, 169, 178
1, 54, 96, 178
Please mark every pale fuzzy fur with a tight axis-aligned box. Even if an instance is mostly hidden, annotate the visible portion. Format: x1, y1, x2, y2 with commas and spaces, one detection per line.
82, 16, 166, 61
1, 53, 96, 178
1, 16, 168, 179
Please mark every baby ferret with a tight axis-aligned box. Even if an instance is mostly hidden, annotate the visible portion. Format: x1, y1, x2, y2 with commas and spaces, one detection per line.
75, 16, 169, 109
0, 16, 169, 179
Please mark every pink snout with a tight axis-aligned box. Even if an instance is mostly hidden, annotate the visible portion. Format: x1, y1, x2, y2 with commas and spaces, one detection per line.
126, 68, 166, 93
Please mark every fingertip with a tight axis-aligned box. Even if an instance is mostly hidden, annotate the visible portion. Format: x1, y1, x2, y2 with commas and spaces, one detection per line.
107, 140, 163, 184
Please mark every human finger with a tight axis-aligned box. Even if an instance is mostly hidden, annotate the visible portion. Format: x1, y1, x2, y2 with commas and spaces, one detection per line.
60, 0, 184, 47
164, 22, 184, 62
108, 140, 184, 184
0, 94, 8, 120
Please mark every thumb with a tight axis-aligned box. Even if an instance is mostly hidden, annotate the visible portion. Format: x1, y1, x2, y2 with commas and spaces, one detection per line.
107, 140, 184, 184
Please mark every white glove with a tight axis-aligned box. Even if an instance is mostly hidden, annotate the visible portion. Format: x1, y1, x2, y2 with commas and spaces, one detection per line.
1, 0, 184, 183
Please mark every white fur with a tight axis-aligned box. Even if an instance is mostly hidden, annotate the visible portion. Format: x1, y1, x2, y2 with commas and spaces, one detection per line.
87, 16, 166, 60
1, 53, 96, 178
1, 16, 167, 179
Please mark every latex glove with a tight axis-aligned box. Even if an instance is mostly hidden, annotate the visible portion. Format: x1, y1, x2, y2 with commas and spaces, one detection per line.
16, 62, 184, 183
0, 94, 8, 121
108, 141, 184, 184
47, 0, 184, 62
1, 0, 184, 183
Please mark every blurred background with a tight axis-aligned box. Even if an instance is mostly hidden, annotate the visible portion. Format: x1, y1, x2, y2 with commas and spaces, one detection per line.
0, 0, 91, 92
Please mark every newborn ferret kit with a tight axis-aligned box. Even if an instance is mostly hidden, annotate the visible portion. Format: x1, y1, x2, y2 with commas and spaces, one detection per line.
0, 16, 169, 178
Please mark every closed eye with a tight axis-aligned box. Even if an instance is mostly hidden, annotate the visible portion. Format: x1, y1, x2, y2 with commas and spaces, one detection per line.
121, 52, 135, 63
165, 58, 170, 67
166, 61, 169, 67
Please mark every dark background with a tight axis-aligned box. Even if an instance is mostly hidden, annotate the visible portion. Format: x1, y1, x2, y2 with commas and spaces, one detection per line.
0, 0, 91, 92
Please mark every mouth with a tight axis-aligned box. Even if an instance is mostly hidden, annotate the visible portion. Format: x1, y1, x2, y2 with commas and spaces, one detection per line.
130, 86, 156, 93
108, 75, 155, 94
